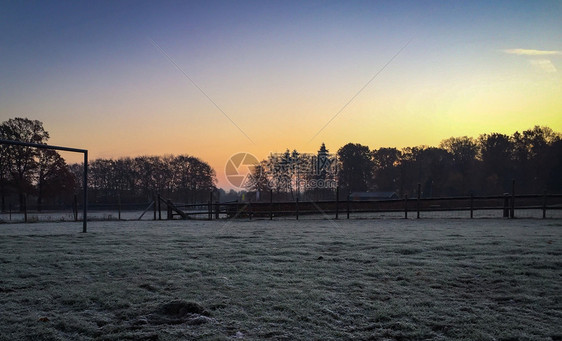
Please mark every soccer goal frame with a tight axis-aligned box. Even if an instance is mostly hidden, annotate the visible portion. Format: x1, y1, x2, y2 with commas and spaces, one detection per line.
0, 139, 88, 232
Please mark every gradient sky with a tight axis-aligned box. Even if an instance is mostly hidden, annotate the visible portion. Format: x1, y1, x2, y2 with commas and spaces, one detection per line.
1, 0, 561, 189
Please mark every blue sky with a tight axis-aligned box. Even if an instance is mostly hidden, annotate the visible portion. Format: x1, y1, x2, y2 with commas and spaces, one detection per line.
1, 0, 561, 188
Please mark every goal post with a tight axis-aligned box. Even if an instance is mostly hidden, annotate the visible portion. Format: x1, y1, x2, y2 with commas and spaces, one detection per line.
0, 139, 88, 232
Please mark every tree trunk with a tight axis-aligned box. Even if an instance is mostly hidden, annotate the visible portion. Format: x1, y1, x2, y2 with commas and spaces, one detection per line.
19, 192, 26, 213
37, 183, 43, 212
1, 183, 5, 212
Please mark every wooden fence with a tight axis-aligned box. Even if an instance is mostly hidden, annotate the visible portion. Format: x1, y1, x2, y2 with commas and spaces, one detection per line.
4, 192, 559, 223
158, 192, 562, 220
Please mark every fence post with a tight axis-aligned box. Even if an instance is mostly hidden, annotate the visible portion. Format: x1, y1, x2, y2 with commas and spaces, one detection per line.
269, 189, 273, 220
118, 194, 122, 221
542, 190, 547, 219
23, 194, 28, 223
166, 200, 172, 220
470, 193, 474, 219
503, 193, 509, 218
417, 183, 421, 219
215, 201, 220, 219
296, 197, 299, 220
510, 180, 515, 219
73, 194, 78, 221
158, 194, 162, 220
248, 200, 253, 220
208, 191, 213, 220
153, 195, 157, 220
404, 194, 408, 219
8, 203, 11, 221
346, 192, 350, 219
335, 187, 339, 220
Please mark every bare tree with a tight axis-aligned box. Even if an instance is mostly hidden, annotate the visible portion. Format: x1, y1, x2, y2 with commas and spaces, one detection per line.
36, 149, 75, 210
0, 118, 49, 210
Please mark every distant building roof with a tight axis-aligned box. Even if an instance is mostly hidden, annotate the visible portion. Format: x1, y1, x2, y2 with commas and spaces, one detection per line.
349, 191, 398, 200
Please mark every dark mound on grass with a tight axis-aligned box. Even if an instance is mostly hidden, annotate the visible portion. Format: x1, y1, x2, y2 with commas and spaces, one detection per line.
146, 300, 212, 325
160, 300, 210, 317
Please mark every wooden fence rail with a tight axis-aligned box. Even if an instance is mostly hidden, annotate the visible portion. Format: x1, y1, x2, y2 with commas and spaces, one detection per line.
157, 193, 562, 220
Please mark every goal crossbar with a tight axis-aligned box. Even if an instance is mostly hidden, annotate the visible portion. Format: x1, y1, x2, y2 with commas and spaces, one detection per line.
0, 139, 88, 232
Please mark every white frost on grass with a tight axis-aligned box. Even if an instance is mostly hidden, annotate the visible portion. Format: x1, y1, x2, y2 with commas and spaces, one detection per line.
0, 219, 561, 340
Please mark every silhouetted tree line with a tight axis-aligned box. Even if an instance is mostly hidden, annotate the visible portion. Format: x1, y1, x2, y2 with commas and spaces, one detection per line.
245, 145, 338, 201
70, 155, 216, 205
0, 117, 217, 211
0, 118, 76, 211
3, 117, 560, 210
246, 126, 561, 199
338, 126, 562, 197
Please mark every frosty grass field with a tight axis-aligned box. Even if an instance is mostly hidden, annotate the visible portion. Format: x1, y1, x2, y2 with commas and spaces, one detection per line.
0, 218, 560, 340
